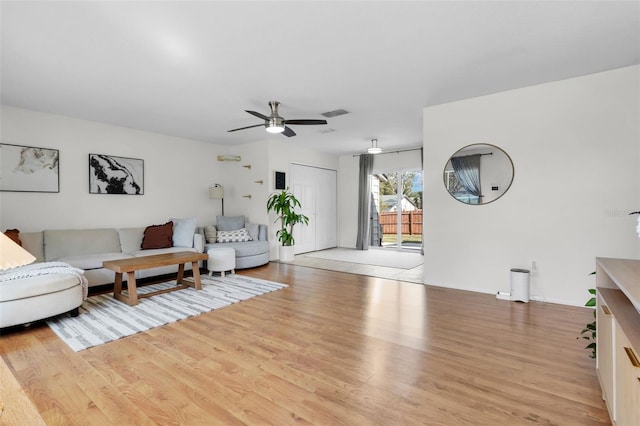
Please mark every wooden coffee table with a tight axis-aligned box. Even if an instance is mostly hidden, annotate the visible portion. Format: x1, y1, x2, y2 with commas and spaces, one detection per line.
103, 251, 208, 306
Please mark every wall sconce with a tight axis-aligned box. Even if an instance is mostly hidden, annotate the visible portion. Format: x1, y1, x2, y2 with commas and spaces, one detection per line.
217, 155, 241, 162
209, 184, 224, 216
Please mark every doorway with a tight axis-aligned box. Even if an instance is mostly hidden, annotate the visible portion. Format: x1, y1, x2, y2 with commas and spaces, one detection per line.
371, 169, 422, 250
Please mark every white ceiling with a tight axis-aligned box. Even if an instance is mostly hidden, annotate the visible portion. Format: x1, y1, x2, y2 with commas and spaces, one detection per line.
1, 1, 639, 156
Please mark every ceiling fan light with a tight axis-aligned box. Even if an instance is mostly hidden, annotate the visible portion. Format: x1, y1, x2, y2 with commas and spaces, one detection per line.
266, 116, 285, 133
367, 138, 382, 154
266, 125, 284, 133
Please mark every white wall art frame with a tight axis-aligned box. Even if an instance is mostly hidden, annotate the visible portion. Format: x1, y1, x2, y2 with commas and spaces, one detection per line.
89, 153, 144, 195
0, 143, 60, 193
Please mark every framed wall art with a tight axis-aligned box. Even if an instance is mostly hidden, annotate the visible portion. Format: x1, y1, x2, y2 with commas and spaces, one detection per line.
274, 171, 286, 190
0, 143, 60, 193
89, 154, 144, 195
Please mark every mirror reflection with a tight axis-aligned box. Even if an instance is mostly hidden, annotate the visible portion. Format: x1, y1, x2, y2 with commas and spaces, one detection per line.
443, 144, 514, 205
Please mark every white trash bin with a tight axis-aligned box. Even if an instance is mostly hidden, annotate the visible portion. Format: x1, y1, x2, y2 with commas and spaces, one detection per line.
510, 268, 530, 303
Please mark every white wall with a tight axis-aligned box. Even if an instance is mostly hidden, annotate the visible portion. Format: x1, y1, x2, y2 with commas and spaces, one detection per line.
266, 139, 338, 259
0, 107, 339, 262
423, 66, 640, 306
214, 140, 270, 225
338, 154, 359, 248
0, 106, 223, 231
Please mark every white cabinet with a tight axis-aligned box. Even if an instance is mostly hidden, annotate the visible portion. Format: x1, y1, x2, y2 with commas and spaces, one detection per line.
596, 258, 640, 425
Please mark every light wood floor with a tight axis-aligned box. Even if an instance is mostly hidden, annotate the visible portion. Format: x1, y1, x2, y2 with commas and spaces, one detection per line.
0, 263, 610, 425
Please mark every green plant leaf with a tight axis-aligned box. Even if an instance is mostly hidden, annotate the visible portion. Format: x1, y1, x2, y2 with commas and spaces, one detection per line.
578, 282, 598, 359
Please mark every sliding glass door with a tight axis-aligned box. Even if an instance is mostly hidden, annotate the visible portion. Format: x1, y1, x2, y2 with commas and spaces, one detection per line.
371, 169, 422, 250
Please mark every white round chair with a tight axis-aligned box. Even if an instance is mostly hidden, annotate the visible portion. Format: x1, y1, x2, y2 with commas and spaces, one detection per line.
207, 247, 236, 277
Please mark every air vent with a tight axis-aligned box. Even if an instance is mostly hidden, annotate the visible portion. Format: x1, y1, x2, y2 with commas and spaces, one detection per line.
321, 109, 349, 118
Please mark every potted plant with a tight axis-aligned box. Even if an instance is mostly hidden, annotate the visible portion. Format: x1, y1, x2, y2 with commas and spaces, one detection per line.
266, 188, 309, 261
578, 272, 597, 359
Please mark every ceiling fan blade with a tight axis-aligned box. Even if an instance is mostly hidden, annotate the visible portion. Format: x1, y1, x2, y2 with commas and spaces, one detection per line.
245, 110, 269, 120
282, 126, 296, 137
227, 124, 264, 133
284, 119, 328, 126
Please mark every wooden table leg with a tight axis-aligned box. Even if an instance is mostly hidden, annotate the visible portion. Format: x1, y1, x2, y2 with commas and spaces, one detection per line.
181, 262, 202, 290
126, 273, 138, 306
113, 272, 123, 300
177, 263, 185, 285
191, 261, 202, 290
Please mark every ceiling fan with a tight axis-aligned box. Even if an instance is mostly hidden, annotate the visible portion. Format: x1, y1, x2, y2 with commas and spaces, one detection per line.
227, 101, 327, 137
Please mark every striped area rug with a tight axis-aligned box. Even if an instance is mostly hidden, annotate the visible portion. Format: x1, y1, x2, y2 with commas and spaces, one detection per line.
47, 274, 287, 352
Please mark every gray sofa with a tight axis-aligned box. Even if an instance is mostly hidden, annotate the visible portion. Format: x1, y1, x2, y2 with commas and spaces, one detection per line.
200, 216, 269, 269
20, 227, 203, 288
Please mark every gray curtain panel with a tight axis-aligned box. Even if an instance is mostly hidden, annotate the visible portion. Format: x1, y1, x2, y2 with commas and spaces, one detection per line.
356, 154, 374, 250
420, 148, 424, 255
451, 154, 481, 201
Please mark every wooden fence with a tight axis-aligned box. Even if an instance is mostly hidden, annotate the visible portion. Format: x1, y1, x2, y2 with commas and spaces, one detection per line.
379, 210, 422, 235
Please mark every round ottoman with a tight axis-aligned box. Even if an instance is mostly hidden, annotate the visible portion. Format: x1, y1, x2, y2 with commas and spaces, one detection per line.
207, 247, 236, 277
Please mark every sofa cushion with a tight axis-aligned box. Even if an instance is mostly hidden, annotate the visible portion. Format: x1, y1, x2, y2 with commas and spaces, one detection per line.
141, 222, 173, 250
0, 273, 81, 302
171, 217, 197, 248
59, 253, 133, 270
44, 229, 121, 261
19, 232, 44, 262
246, 223, 259, 241
217, 228, 252, 243
118, 227, 145, 254
216, 215, 245, 231
205, 240, 269, 258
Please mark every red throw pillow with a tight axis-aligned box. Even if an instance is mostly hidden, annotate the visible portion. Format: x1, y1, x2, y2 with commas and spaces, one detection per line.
141, 221, 173, 249
4, 229, 21, 246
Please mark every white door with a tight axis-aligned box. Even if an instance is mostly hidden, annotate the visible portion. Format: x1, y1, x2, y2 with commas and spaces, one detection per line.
315, 169, 337, 250
290, 164, 337, 254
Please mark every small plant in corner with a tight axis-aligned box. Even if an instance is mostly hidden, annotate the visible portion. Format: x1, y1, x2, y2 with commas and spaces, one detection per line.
266, 188, 309, 247
578, 272, 597, 359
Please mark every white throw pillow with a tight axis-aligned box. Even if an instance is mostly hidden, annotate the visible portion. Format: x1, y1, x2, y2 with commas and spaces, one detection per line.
171, 217, 197, 248
216, 228, 253, 243
205, 225, 217, 244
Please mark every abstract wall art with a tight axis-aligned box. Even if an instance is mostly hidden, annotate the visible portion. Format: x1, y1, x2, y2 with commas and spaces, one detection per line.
0, 143, 60, 192
89, 154, 144, 195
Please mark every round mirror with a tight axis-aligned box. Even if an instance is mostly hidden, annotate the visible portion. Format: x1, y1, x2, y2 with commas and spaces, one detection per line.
443, 144, 514, 205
